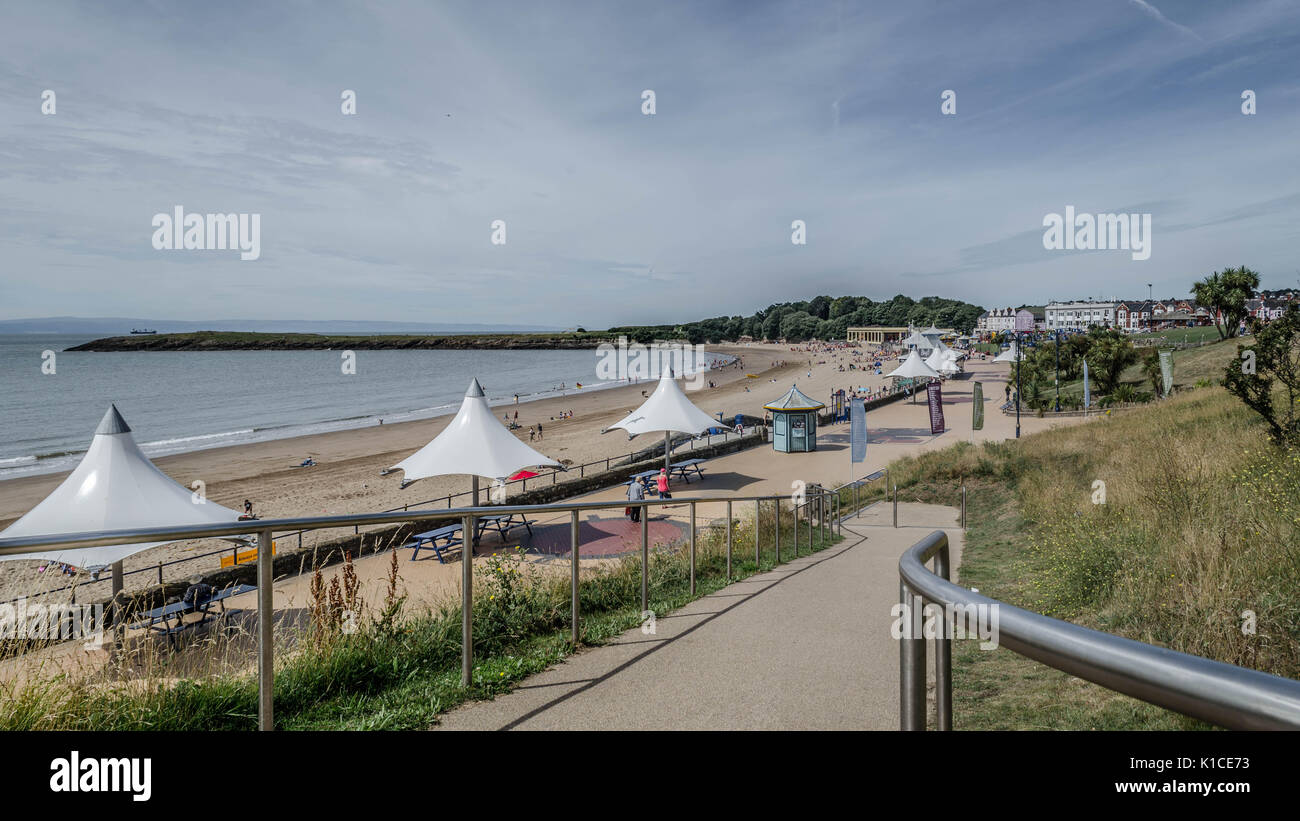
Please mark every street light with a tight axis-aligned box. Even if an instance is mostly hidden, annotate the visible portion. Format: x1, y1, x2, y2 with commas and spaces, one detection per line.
1015, 329, 1021, 439
1054, 329, 1061, 413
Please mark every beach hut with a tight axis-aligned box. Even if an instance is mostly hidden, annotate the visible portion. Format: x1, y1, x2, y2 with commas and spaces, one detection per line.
389, 378, 560, 502
0, 404, 244, 569
607, 370, 721, 471
763, 385, 826, 453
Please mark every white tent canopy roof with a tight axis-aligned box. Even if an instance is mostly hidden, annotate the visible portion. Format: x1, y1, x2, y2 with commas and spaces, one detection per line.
901, 329, 930, 349
391, 378, 560, 482
608, 371, 720, 438
994, 342, 1019, 363
885, 349, 942, 380
0, 405, 243, 567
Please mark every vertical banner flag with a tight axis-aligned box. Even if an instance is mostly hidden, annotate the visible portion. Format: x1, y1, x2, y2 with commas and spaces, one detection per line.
849, 398, 867, 463
927, 381, 945, 434
1158, 350, 1174, 397
972, 381, 984, 430
1083, 359, 1091, 408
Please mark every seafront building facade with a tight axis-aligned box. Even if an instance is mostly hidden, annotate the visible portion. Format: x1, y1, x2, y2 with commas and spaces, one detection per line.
845, 326, 910, 344
1044, 300, 1120, 331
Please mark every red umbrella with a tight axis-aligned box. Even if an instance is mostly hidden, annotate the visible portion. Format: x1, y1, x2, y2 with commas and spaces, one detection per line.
508, 469, 540, 481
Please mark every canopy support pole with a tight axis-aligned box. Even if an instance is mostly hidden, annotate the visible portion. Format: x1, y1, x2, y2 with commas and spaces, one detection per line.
664, 431, 671, 473
110, 560, 124, 657
257, 528, 274, 730
462, 511, 475, 688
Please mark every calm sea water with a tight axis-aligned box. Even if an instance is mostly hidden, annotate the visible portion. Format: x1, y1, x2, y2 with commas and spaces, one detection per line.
0, 335, 725, 480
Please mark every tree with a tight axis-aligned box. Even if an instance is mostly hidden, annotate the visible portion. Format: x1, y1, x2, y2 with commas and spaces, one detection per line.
1141, 349, 1164, 397
1224, 304, 1300, 443
1088, 332, 1139, 394
1193, 266, 1260, 339
779, 311, 819, 341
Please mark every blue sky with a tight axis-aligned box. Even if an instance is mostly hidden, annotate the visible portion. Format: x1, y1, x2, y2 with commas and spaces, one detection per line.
2, 0, 1299, 326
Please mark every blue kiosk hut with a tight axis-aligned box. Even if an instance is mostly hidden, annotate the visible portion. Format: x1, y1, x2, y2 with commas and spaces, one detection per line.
764, 384, 826, 452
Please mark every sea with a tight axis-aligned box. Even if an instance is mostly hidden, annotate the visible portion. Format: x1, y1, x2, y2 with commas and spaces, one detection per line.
0, 334, 728, 481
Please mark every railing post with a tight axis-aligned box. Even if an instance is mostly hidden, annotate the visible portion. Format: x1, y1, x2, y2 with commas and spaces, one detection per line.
774, 498, 780, 564
641, 506, 649, 613
755, 499, 761, 569
725, 500, 732, 581
461, 513, 474, 687
570, 510, 580, 645
892, 484, 898, 528
689, 501, 696, 595
257, 527, 274, 731
933, 539, 953, 731
899, 580, 926, 731
793, 500, 800, 555
961, 486, 967, 531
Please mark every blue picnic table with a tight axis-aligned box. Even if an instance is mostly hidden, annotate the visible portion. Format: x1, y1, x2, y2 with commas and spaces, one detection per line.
404, 513, 539, 562
134, 584, 257, 645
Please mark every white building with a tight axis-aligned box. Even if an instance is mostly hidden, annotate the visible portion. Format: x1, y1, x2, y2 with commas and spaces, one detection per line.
978, 307, 1017, 333
1044, 300, 1119, 331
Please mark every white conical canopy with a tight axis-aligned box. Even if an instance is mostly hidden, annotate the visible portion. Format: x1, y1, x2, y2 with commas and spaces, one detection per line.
921, 325, 944, 337
0, 405, 242, 567
901, 329, 929, 349
994, 342, 1019, 363
608, 371, 720, 438
885, 349, 941, 380
924, 347, 951, 373
390, 378, 560, 483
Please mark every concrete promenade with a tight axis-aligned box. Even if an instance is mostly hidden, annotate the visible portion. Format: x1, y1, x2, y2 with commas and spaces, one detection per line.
435, 501, 962, 730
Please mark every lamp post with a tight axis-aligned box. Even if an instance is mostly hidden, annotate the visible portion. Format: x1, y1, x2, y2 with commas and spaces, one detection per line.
1015, 330, 1021, 439
1054, 329, 1061, 413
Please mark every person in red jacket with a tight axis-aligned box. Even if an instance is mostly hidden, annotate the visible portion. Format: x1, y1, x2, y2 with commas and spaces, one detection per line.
656, 468, 671, 500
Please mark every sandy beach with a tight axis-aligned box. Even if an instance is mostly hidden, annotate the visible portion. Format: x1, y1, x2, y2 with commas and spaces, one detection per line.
0, 342, 898, 602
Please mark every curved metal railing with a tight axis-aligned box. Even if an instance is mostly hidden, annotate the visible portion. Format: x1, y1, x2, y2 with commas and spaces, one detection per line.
899, 529, 1300, 730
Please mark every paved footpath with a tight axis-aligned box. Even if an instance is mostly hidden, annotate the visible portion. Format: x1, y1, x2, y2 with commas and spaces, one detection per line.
434, 502, 962, 731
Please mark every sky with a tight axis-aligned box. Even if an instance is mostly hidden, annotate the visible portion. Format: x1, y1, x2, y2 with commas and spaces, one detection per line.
2, 0, 1299, 327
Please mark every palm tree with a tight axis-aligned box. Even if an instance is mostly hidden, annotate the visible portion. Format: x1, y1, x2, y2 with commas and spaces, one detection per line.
1192, 272, 1226, 339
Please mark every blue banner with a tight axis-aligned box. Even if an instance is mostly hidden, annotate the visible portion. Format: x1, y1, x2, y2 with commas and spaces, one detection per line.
850, 398, 867, 463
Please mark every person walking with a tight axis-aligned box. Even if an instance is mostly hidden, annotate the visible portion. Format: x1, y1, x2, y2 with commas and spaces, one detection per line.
627, 479, 644, 523
536, 423, 544, 440
656, 468, 671, 500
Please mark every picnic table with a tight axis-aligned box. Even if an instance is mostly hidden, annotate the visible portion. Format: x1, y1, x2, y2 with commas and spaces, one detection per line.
668, 458, 707, 482
134, 584, 256, 645
476, 512, 537, 540
404, 524, 464, 563
404, 513, 538, 563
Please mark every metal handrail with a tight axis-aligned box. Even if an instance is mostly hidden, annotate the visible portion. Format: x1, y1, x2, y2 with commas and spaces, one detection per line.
1, 425, 769, 607
899, 529, 1300, 730
0, 473, 876, 730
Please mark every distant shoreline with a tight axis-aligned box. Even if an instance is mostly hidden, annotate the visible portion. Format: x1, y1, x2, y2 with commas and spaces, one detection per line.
66, 331, 622, 352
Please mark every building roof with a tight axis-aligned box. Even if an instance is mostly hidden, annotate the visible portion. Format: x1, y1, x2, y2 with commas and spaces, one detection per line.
763, 384, 826, 412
